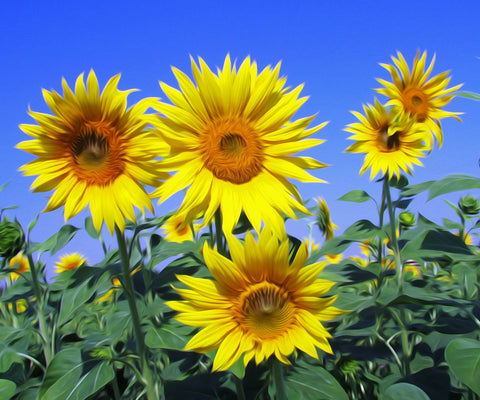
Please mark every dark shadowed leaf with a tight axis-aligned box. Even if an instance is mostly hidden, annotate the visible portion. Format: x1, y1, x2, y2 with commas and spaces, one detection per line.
445, 338, 480, 395
384, 383, 430, 400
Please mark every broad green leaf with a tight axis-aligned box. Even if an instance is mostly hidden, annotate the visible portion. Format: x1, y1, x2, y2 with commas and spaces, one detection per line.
33, 224, 79, 255
285, 360, 348, 400
445, 338, 480, 395
0, 379, 16, 400
84, 217, 101, 239
39, 348, 114, 400
0, 342, 22, 373
401, 180, 435, 197
58, 279, 96, 326
383, 383, 430, 400
145, 321, 191, 350
338, 190, 373, 203
427, 175, 480, 200
457, 90, 480, 101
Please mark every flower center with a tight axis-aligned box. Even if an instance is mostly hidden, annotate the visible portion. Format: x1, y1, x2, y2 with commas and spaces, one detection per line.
378, 126, 401, 151
402, 87, 428, 122
239, 281, 294, 339
201, 119, 263, 184
72, 131, 110, 171
70, 126, 124, 184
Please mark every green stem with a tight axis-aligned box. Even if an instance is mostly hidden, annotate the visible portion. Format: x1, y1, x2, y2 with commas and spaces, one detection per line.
383, 178, 403, 293
27, 253, 52, 364
214, 208, 226, 256
233, 375, 246, 400
271, 359, 287, 400
115, 226, 158, 400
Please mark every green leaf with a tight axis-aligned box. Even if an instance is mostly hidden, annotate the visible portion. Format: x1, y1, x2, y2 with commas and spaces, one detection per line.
338, 190, 373, 203
39, 348, 115, 400
145, 321, 191, 350
84, 217, 101, 239
401, 180, 435, 197
58, 279, 96, 326
285, 360, 348, 400
0, 342, 22, 373
457, 90, 480, 101
445, 338, 480, 395
427, 175, 480, 200
0, 379, 16, 400
33, 224, 79, 255
383, 383, 430, 400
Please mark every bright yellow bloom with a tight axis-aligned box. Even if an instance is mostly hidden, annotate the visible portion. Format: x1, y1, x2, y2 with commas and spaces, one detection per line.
7, 299, 28, 313
151, 55, 328, 237
161, 214, 194, 243
376, 50, 462, 149
9, 252, 30, 282
54, 253, 86, 273
17, 70, 168, 233
345, 99, 428, 179
167, 229, 347, 371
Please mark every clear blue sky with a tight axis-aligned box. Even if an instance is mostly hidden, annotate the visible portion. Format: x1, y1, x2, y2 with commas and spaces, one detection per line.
1, 0, 480, 268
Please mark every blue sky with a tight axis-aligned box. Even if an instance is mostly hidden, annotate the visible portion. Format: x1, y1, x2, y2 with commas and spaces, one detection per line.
1, 0, 480, 268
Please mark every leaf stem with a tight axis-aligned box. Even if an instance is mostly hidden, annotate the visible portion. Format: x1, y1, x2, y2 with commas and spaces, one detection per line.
271, 359, 287, 400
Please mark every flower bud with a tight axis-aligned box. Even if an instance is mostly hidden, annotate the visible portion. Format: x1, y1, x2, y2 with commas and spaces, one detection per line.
399, 211, 416, 229
458, 195, 480, 215
0, 217, 25, 259
315, 198, 338, 240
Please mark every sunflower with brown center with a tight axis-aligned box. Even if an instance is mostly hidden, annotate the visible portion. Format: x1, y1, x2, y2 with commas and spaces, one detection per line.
345, 98, 428, 179
54, 253, 86, 273
166, 229, 346, 371
17, 71, 168, 233
151, 55, 328, 237
376, 50, 462, 149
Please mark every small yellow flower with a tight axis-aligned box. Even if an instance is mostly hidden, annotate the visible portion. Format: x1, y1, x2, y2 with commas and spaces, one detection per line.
315, 198, 338, 240
167, 229, 347, 371
9, 252, 30, 282
54, 253, 86, 273
161, 214, 194, 243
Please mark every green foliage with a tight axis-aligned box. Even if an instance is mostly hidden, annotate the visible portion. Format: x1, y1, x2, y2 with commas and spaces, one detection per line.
445, 339, 480, 395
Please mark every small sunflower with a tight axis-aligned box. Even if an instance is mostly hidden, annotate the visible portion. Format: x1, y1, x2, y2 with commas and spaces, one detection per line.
54, 253, 86, 273
17, 70, 168, 233
161, 214, 194, 242
9, 252, 30, 282
167, 229, 346, 371
315, 197, 338, 240
151, 55, 328, 237
345, 98, 428, 179
376, 50, 462, 148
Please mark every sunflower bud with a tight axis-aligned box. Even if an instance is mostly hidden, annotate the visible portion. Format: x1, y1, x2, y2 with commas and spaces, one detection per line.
315, 198, 338, 240
0, 217, 25, 259
458, 195, 480, 215
399, 211, 416, 229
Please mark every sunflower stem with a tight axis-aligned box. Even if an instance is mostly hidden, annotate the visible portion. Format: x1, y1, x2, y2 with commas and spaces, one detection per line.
27, 253, 52, 364
214, 208, 226, 256
115, 226, 159, 400
233, 375, 246, 400
272, 359, 287, 400
383, 178, 403, 293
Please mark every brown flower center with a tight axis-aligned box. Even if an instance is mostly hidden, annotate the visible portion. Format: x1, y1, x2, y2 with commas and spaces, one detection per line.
378, 126, 401, 151
238, 281, 294, 339
402, 87, 428, 122
72, 131, 110, 170
201, 119, 263, 184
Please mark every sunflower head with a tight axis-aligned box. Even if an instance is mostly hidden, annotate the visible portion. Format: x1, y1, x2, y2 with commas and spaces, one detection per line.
376, 50, 462, 149
9, 252, 30, 282
54, 253, 87, 274
151, 55, 328, 237
17, 70, 168, 233
315, 197, 338, 240
167, 229, 347, 371
345, 98, 428, 180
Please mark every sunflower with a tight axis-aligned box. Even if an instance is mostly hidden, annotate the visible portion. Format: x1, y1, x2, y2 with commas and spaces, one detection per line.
376, 50, 462, 149
167, 229, 346, 371
54, 253, 86, 273
9, 252, 30, 282
315, 197, 338, 240
151, 55, 327, 237
345, 98, 428, 179
17, 70, 168, 233
161, 214, 194, 242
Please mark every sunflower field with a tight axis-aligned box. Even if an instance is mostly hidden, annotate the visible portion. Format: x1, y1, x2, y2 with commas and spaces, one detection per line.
1, 52, 479, 400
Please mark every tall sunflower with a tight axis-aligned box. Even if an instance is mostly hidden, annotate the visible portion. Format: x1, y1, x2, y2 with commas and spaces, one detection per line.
167, 229, 346, 371
345, 98, 428, 179
151, 55, 328, 237
376, 50, 462, 149
17, 71, 168, 233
